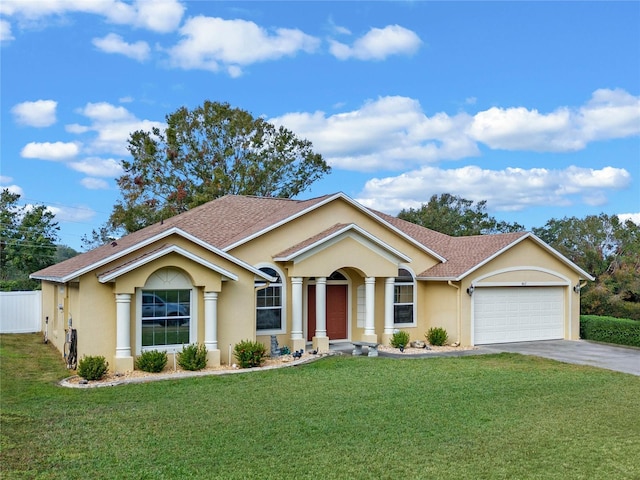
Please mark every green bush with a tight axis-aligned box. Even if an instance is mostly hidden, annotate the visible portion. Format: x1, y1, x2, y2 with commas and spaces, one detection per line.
390, 330, 410, 349
580, 315, 640, 347
426, 327, 449, 346
177, 343, 208, 371
135, 350, 168, 373
234, 340, 267, 368
77, 355, 109, 381
280, 345, 291, 355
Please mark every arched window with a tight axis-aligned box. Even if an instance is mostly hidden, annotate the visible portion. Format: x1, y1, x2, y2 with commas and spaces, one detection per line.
256, 266, 284, 333
140, 268, 194, 350
394, 268, 414, 325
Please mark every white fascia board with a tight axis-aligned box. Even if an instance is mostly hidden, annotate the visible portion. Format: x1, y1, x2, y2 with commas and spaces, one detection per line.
273, 223, 411, 263
37, 227, 274, 284
223, 192, 446, 262
526, 233, 595, 281
98, 245, 239, 283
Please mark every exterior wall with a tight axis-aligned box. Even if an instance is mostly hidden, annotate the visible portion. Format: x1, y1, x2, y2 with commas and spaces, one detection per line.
230, 197, 442, 347
423, 282, 460, 343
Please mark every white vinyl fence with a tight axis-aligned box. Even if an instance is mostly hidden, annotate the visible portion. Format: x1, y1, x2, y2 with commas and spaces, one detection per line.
0, 291, 42, 333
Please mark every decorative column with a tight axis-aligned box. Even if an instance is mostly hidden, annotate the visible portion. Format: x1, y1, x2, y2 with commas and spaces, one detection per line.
313, 277, 329, 353
204, 291, 220, 366
114, 293, 134, 372
382, 277, 395, 346
291, 277, 305, 352
363, 277, 378, 343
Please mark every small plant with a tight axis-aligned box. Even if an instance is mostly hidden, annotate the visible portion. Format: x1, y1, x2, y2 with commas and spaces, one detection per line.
234, 340, 267, 368
77, 355, 108, 381
390, 330, 410, 350
280, 345, 291, 355
136, 350, 168, 373
177, 343, 208, 371
426, 327, 449, 346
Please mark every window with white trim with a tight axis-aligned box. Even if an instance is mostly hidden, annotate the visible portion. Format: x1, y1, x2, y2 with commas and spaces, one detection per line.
139, 268, 195, 351
394, 268, 414, 325
256, 267, 284, 332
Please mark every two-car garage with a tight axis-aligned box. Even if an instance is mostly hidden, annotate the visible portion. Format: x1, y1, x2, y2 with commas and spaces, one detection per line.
473, 286, 565, 345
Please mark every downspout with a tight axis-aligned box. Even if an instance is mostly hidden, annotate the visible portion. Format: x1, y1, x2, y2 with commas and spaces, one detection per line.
447, 281, 461, 345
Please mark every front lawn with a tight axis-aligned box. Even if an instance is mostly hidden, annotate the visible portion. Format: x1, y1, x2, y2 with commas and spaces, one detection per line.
2, 334, 639, 479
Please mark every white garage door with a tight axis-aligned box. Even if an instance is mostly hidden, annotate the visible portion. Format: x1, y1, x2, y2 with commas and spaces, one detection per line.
474, 286, 564, 344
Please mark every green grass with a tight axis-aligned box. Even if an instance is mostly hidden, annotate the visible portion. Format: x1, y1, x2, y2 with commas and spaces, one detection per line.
2, 334, 639, 479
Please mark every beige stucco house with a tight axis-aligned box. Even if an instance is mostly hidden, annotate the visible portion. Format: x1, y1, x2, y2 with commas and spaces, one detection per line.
31, 193, 593, 372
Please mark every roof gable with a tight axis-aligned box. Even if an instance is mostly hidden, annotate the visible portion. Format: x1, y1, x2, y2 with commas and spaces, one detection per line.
273, 223, 411, 264
97, 243, 239, 283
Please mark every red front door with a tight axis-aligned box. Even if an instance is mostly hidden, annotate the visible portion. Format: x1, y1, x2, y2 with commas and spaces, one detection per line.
307, 284, 348, 340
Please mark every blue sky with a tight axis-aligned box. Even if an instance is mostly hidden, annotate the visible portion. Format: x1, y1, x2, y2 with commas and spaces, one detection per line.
1, 1, 639, 251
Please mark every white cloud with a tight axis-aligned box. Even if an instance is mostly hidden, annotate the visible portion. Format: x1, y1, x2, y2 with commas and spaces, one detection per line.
20, 141, 80, 160
167, 16, 320, 76
1, 0, 184, 33
0, 178, 23, 196
468, 89, 640, 152
0, 19, 14, 42
618, 213, 640, 225
356, 165, 632, 214
92, 33, 150, 61
11, 100, 57, 127
271, 89, 640, 172
47, 204, 96, 223
329, 25, 422, 61
271, 96, 478, 171
578, 88, 640, 142
69, 157, 123, 177
80, 177, 110, 190
71, 102, 164, 155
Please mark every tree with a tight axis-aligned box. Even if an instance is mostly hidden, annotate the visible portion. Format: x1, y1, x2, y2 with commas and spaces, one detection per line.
397, 193, 525, 236
533, 214, 640, 319
0, 189, 59, 289
109, 100, 331, 234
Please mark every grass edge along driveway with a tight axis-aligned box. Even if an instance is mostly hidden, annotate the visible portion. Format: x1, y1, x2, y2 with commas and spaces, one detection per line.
1, 333, 639, 479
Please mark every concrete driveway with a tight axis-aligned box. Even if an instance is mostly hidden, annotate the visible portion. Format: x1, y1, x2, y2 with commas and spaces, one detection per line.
480, 340, 640, 376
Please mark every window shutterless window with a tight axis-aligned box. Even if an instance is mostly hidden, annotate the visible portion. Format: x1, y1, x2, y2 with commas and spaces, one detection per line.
256, 267, 283, 332
141, 289, 191, 347
394, 268, 414, 324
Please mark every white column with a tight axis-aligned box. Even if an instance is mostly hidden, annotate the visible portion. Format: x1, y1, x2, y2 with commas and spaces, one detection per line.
291, 277, 303, 340
315, 277, 327, 338
384, 277, 395, 335
115, 293, 132, 358
364, 277, 376, 336
204, 291, 218, 350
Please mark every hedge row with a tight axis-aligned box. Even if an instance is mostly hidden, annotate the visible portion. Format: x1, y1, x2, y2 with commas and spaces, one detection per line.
580, 315, 640, 348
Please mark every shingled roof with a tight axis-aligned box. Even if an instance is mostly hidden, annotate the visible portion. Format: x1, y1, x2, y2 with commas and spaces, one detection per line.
33, 193, 576, 283
371, 210, 530, 279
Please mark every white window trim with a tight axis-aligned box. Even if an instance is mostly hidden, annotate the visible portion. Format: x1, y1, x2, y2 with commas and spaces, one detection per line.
394, 266, 416, 327
135, 268, 198, 355
255, 263, 287, 335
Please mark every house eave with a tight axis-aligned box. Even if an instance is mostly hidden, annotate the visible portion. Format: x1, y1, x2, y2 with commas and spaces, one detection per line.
97, 244, 240, 283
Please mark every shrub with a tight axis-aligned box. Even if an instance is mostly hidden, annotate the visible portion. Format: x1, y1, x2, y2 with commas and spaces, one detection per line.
390, 330, 410, 349
177, 343, 208, 371
234, 340, 267, 368
580, 315, 640, 347
280, 345, 291, 355
135, 350, 168, 373
426, 327, 449, 346
77, 355, 108, 381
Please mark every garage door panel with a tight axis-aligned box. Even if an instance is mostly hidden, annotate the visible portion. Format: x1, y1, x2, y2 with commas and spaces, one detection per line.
474, 287, 564, 344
